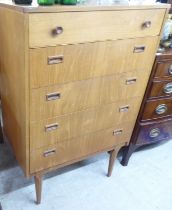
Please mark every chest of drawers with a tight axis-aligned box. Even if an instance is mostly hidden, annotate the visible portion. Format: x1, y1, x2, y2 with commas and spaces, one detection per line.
121, 49, 172, 166
0, 2, 169, 204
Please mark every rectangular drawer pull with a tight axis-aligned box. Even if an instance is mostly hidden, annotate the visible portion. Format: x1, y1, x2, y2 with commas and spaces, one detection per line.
43, 149, 56, 157
46, 92, 61, 101
113, 129, 123, 135
133, 46, 145, 53
119, 105, 130, 112
48, 55, 64, 65
45, 123, 59, 132
126, 78, 137, 85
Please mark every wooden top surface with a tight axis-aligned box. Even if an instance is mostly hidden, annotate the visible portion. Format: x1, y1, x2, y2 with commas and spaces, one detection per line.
0, 0, 170, 13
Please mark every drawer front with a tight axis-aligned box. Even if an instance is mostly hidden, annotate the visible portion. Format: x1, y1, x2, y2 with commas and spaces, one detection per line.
148, 80, 172, 99
29, 10, 164, 48
142, 98, 172, 121
137, 120, 172, 145
30, 71, 150, 122
30, 37, 158, 88
154, 62, 172, 79
30, 127, 132, 173
30, 97, 142, 150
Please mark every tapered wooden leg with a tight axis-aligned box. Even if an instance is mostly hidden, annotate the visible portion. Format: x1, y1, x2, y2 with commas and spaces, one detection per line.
107, 146, 121, 177
121, 144, 139, 166
34, 173, 43, 204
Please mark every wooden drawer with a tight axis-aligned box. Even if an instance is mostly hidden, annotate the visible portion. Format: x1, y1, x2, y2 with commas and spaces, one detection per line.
30, 127, 132, 173
30, 97, 142, 150
148, 80, 172, 99
30, 71, 150, 122
30, 37, 158, 88
137, 119, 172, 145
29, 10, 164, 48
141, 97, 172, 121
154, 61, 172, 79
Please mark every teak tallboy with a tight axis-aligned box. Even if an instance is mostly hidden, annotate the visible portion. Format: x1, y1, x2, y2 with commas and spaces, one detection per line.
0, 1, 169, 204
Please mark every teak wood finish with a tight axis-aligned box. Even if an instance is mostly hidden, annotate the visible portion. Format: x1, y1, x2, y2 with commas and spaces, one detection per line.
0, 1, 169, 204
29, 10, 165, 48
122, 49, 172, 166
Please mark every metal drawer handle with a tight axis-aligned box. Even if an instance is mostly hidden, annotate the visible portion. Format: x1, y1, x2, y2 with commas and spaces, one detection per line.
142, 21, 152, 29
133, 46, 145, 53
52, 26, 63, 36
119, 105, 130, 112
43, 149, 56, 157
46, 92, 61, 101
113, 129, 123, 135
163, 83, 172, 94
45, 123, 59, 132
149, 128, 160, 138
155, 104, 167, 115
48, 55, 64, 65
168, 65, 172, 75
126, 78, 137, 85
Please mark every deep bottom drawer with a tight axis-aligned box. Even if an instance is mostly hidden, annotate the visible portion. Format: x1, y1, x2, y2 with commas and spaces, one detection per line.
137, 119, 172, 145
30, 127, 132, 173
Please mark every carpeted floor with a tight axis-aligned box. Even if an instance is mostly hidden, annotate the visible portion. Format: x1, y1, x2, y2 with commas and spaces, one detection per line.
0, 138, 172, 210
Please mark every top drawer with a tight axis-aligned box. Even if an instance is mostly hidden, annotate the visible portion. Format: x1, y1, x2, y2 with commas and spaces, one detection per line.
29, 9, 165, 48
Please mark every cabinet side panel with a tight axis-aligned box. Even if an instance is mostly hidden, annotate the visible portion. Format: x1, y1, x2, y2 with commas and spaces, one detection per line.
0, 8, 29, 176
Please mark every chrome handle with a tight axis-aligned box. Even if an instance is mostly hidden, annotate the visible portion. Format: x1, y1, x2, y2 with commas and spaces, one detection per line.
126, 78, 137, 85
48, 55, 64, 65
163, 83, 172, 94
155, 104, 167, 115
43, 149, 56, 157
168, 65, 172, 75
133, 46, 145, 53
113, 129, 123, 135
119, 105, 130, 112
46, 92, 61, 101
142, 21, 151, 29
45, 123, 59, 132
52, 26, 63, 36
149, 128, 160, 138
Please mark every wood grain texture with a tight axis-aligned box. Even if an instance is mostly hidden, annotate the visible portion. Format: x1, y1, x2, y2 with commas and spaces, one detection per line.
154, 61, 172, 78
30, 70, 151, 122
30, 127, 132, 173
136, 119, 172, 145
0, 3, 167, 182
0, 9, 29, 176
142, 97, 172, 121
148, 80, 172, 99
30, 37, 159, 88
30, 97, 142, 150
29, 10, 165, 48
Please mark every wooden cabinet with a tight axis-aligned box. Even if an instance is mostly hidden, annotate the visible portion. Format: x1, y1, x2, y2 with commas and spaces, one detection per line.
122, 49, 172, 166
0, 2, 169, 204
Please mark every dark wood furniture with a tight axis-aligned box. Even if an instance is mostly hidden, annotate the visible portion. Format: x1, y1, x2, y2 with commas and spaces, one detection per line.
122, 49, 172, 166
